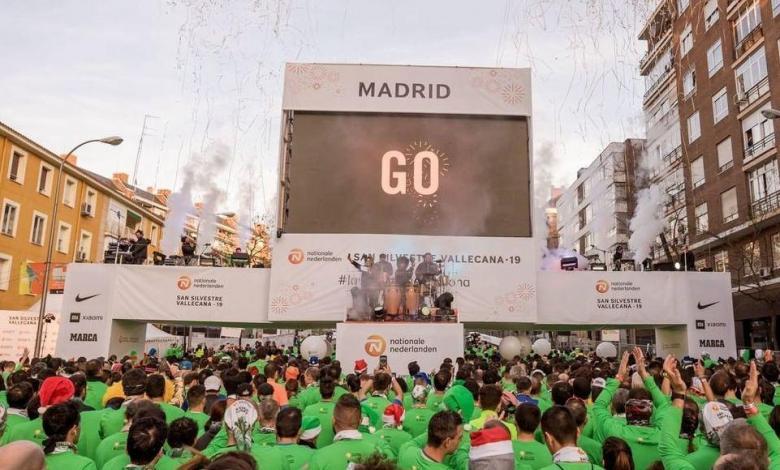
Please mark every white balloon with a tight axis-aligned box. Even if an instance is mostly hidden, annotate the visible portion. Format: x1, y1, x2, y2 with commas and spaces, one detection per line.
532, 338, 552, 356
596, 342, 618, 358
300, 336, 330, 360
756, 349, 764, 360
499, 335, 532, 360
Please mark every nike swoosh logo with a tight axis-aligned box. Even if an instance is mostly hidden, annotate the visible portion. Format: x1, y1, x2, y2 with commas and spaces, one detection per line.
697, 301, 719, 310
75, 294, 100, 303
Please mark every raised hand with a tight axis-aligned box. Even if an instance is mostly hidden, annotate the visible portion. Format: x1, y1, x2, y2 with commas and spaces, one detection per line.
617, 351, 630, 381
633, 347, 648, 379
742, 360, 759, 405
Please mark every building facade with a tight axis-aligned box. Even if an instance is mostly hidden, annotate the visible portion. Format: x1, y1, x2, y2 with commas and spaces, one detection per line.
556, 139, 643, 266
639, 0, 780, 348
0, 122, 165, 311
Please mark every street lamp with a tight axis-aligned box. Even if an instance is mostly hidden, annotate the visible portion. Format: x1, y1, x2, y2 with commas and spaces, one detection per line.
761, 109, 780, 120
33, 136, 123, 358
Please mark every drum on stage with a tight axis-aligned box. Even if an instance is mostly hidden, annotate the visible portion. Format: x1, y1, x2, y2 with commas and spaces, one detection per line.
383, 284, 402, 316
404, 284, 420, 315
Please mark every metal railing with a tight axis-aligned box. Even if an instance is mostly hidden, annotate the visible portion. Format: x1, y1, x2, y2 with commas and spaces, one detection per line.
751, 190, 780, 218
738, 76, 770, 111
735, 24, 763, 60
643, 66, 674, 101
662, 146, 682, 168
744, 133, 776, 162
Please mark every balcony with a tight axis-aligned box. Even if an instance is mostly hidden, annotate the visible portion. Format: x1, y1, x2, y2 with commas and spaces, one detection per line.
737, 76, 770, 113
662, 145, 682, 169
751, 190, 780, 219
734, 25, 763, 60
643, 66, 674, 103
744, 133, 776, 163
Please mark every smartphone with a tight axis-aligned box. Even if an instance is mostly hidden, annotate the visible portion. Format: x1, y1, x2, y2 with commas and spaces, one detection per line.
379, 355, 387, 367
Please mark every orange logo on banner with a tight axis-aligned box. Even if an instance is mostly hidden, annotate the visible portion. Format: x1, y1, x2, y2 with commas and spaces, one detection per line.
177, 276, 192, 291
288, 249, 304, 265
364, 335, 387, 356
595, 280, 610, 294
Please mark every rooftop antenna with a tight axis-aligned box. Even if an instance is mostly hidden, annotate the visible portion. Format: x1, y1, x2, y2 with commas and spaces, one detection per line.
132, 114, 159, 194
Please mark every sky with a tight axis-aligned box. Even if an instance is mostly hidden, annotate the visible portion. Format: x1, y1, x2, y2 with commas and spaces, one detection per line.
0, 0, 654, 221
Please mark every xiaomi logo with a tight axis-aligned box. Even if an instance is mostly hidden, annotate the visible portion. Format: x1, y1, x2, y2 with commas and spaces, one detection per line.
364, 335, 387, 357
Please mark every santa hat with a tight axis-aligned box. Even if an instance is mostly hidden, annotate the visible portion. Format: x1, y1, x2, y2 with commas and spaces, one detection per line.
469, 426, 514, 465
38, 377, 75, 414
382, 403, 405, 428
354, 359, 368, 375
300, 416, 321, 441
442, 385, 475, 421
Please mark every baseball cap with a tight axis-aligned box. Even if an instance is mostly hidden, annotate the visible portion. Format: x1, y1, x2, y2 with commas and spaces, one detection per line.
204, 376, 222, 392
591, 378, 606, 389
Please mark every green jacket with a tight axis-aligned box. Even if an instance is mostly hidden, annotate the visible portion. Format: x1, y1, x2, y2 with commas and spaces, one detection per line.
426, 392, 445, 411
403, 406, 434, 438
277, 443, 314, 469
579, 435, 603, 465
0, 416, 44, 446
512, 439, 553, 470
398, 429, 470, 470
94, 431, 128, 469
303, 400, 336, 448
398, 446, 450, 469
308, 436, 385, 470
85, 379, 107, 411
375, 426, 413, 454
204, 444, 290, 469
76, 409, 105, 461
593, 377, 668, 470
44, 449, 97, 470
297, 384, 322, 409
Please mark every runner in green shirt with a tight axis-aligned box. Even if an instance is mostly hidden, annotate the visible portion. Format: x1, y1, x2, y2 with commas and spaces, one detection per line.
184, 384, 209, 435
84, 360, 107, 411
104, 414, 168, 470
404, 384, 434, 438
276, 407, 316, 469
2, 382, 33, 438
254, 397, 279, 446
363, 372, 393, 415
538, 406, 605, 470
513, 404, 553, 469
398, 410, 464, 470
155, 416, 200, 470
100, 368, 148, 439
3, 376, 76, 446
375, 403, 413, 455
565, 398, 602, 465
426, 371, 450, 411
303, 378, 338, 448
96, 399, 167, 469
146, 374, 185, 423
296, 367, 322, 409
469, 384, 518, 439
41, 402, 97, 470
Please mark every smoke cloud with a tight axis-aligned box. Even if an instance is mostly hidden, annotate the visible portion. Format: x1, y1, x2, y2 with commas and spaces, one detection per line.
628, 185, 664, 264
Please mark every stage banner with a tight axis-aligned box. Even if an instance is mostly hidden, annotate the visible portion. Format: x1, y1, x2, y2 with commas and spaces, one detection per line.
676, 273, 737, 359
0, 295, 61, 361
112, 266, 270, 323
536, 271, 678, 326
336, 322, 464, 374
283, 64, 532, 116
269, 234, 537, 323
56, 264, 115, 359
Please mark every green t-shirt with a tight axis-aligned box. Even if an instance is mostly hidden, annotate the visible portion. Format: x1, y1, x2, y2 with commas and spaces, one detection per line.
45, 449, 97, 470
155, 448, 197, 470
426, 392, 445, 411
0, 416, 44, 446
205, 444, 290, 469
76, 409, 106, 461
512, 439, 553, 470
85, 379, 108, 410
253, 428, 277, 447
539, 462, 605, 469
99, 405, 128, 439
297, 385, 322, 409
277, 443, 315, 469
363, 394, 392, 416
403, 407, 434, 438
303, 400, 337, 448
101, 454, 130, 470
94, 431, 128, 469
0, 390, 7, 408
159, 402, 186, 423
308, 437, 381, 470
184, 410, 210, 435
375, 426, 413, 454
397, 446, 450, 470
579, 436, 603, 465
3, 412, 28, 435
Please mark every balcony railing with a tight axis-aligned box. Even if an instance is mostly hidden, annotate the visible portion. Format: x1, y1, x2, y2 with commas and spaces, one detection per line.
735, 24, 763, 60
751, 190, 780, 218
744, 133, 776, 162
643, 65, 674, 101
662, 146, 683, 168
738, 76, 770, 112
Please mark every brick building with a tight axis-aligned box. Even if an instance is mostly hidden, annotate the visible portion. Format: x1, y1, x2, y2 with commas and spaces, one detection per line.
639, 0, 780, 348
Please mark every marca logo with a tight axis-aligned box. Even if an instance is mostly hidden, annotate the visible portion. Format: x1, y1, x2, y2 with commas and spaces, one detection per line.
288, 249, 304, 265
595, 280, 610, 294
364, 335, 387, 357
177, 276, 192, 290
70, 333, 97, 342
699, 339, 725, 348
695, 320, 706, 330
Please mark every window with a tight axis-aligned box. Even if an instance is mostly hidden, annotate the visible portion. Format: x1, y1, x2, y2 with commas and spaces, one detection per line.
7, 148, 27, 184
736, 47, 768, 95
704, 0, 719, 29
682, 68, 696, 97
63, 177, 77, 207
83, 188, 97, 216
30, 212, 47, 246
77, 230, 92, 261
707, 40, 723, 77
37, 163, 53, 195
0, 253, 10, 290
743, 241, 761, 277
695, 203, 709, 233
678, 0, 690, 13
748, 160, 779, 202
1, 200, 20, 237
680, 24, 693, 56
687, 112, 701, 143
712, 88, 728, 123
56, 222, 72, 254
714, 250, 729, 272
150, 224, 158, 245
735, 3, 761, 46
743, 105, 775, 160
773, 233, 780, 269
691, 157, 705, 188
717, 138, 733, 172
774, 0, 780, 17
721, 187, 739, 223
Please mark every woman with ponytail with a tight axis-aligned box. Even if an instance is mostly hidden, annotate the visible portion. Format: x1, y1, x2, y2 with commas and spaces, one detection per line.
602, 436, 635, 470
42, 402, 97, 469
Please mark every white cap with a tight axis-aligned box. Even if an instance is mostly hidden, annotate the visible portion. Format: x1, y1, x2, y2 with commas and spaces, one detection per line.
204, 376, 222, 392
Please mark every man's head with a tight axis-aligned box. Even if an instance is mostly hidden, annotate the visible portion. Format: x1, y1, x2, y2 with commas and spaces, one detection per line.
167, 417, 198, 449
408, 361, 420, 377
478, 384, 502, 412
146, 374, 166, 400
611, 388, 629, 415
424, 253, 433, 263
514, 404, 541, 435
571, 377, 591, 401
333, 394, 362, 433
550, 381, 573, 406
127, 417, 168, 465
85, 360, 101, 379
187, 385, 206, 409
718, 419, 768, 467
122, 368, 148, 397
7, 382, 33, 409
319, 378, 336, 400
276, 407, 302, 439
0, 441, 45, 470
433, 370, 451, 392
565, 398, 588, 429
515, 376, 532, 394
709, 372, 736, 398
427, 411, 464, 455
264, 363, 280, 381
42, 402, 80, 451
541, 406, 579, 452
373, 373, 391, 393
258, 398, 280, 426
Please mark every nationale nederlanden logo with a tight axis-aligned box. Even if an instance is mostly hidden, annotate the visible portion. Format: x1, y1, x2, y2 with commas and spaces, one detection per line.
364, 335, 387, 357
595, 280, 610, 294
288, 249, 304, 265
177, 275, 192, 291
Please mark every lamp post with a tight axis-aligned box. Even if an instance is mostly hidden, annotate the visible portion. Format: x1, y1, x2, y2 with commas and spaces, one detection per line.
33, 136, 123, 358
761, 109, 780, 120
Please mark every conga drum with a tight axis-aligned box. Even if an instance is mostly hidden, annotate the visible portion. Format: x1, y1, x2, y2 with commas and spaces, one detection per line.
384, 284, 402, 317
404, 284, 419, 317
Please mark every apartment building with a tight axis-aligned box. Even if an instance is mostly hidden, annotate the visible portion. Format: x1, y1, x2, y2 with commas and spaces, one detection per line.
639, 0, 780, 347
0, 121, 165, 311
556, 140, 643, 264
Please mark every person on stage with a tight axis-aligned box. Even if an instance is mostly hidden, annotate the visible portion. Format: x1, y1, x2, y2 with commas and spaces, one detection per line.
394, 256, 414, 286
347, 254, 382, 314
181, 236, 196, 265
414, 253, 441, 284
373, 254, 394, 285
